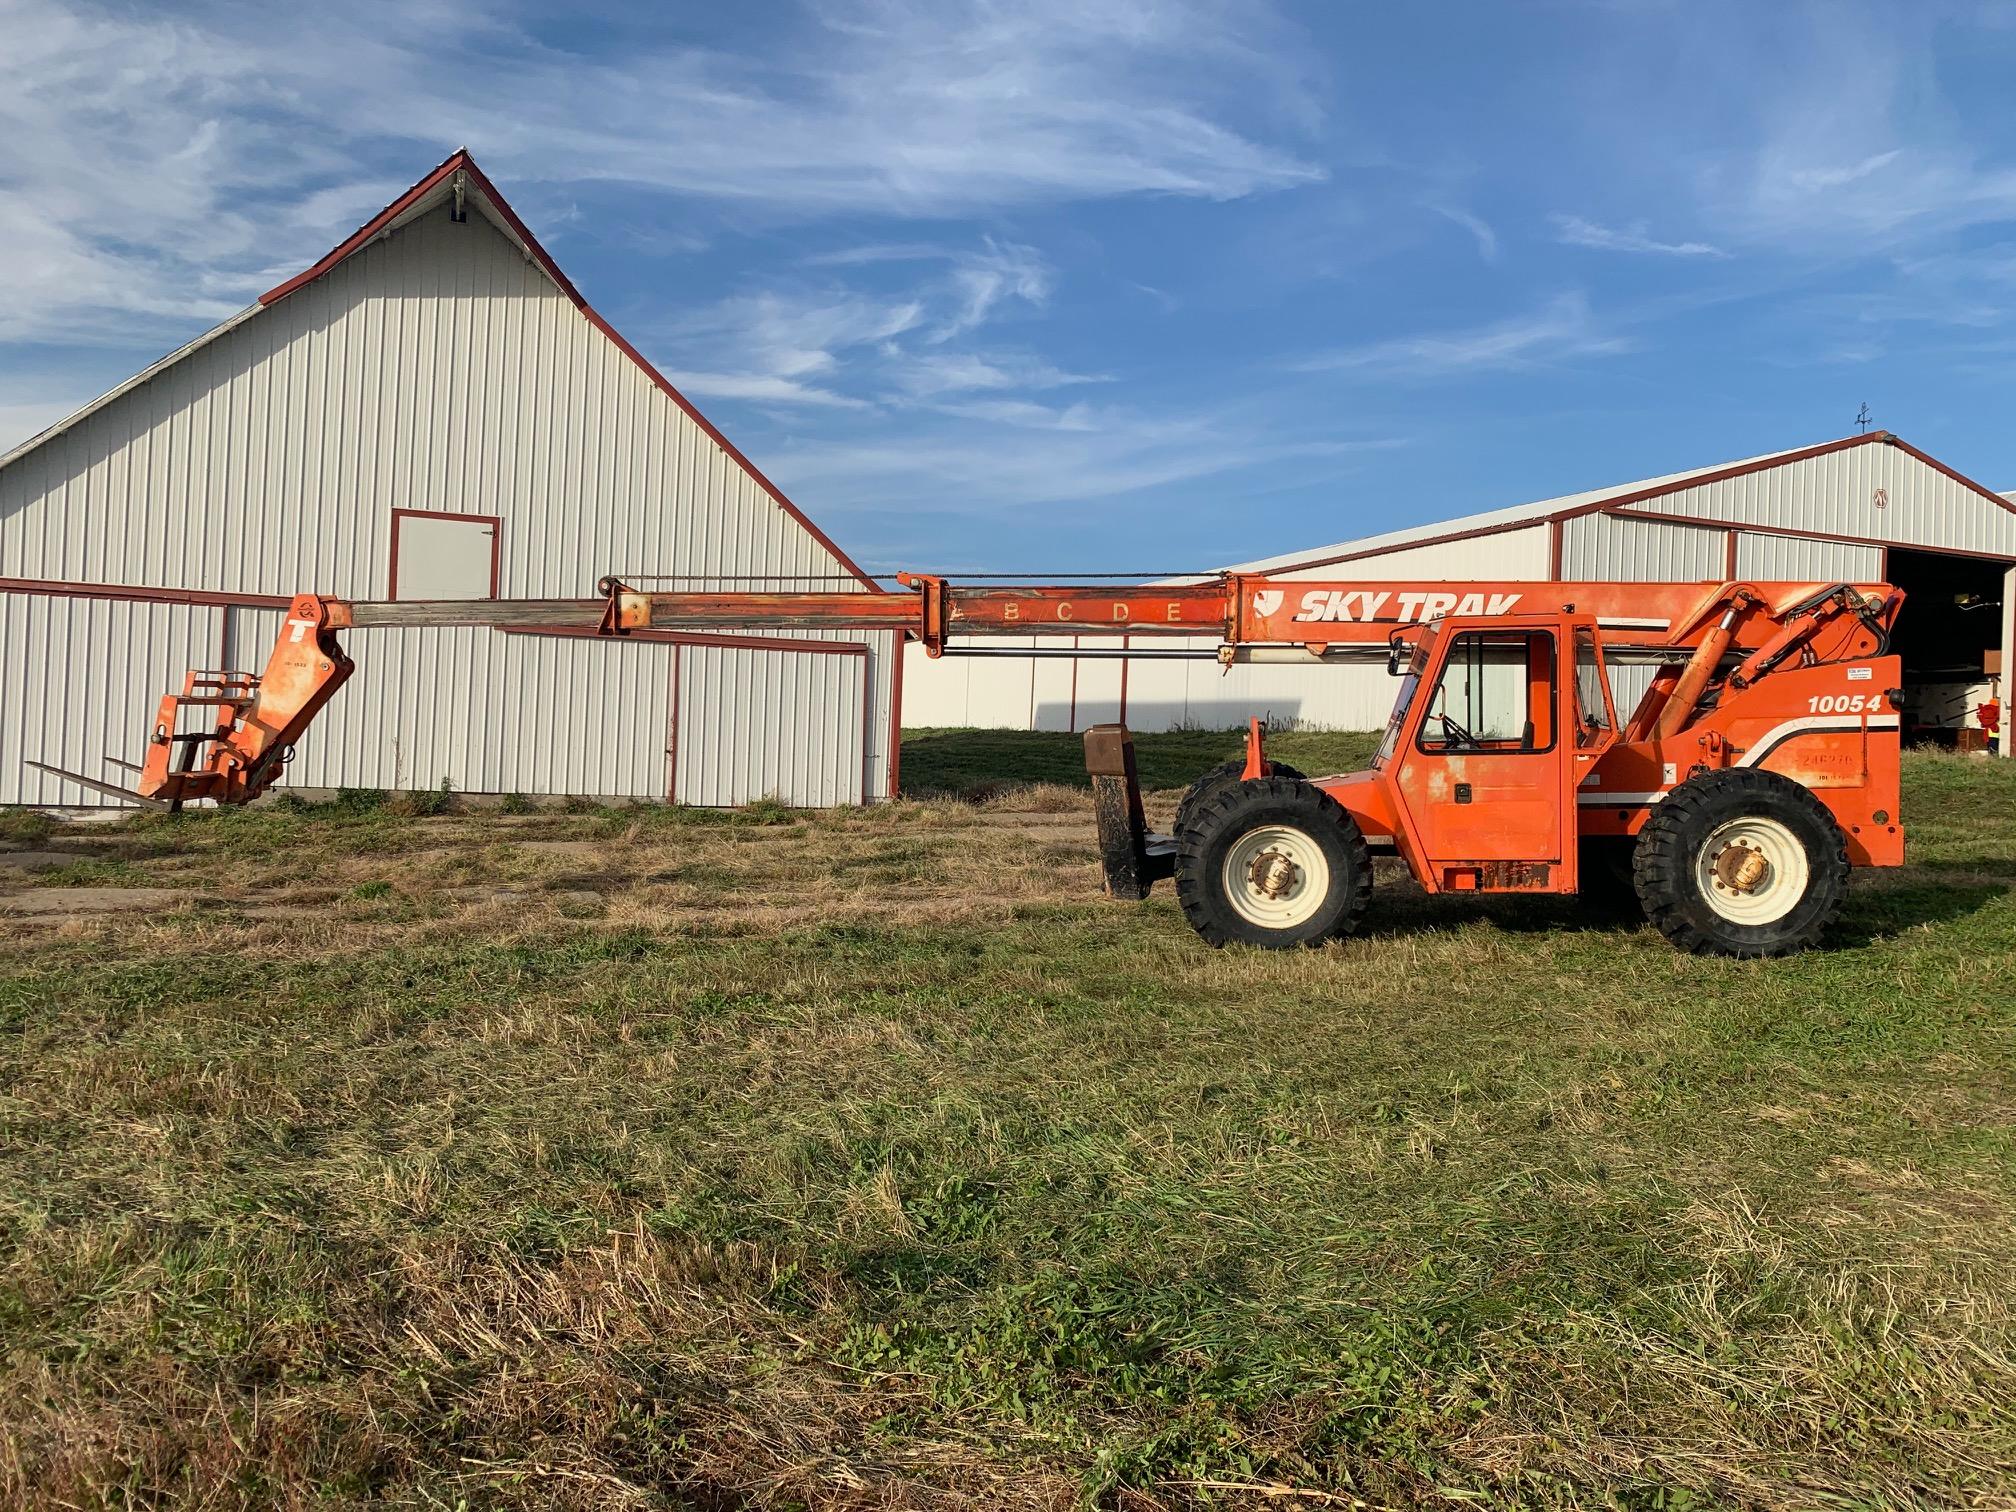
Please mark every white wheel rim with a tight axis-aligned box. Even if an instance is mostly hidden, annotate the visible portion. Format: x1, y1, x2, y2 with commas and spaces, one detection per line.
1220, 824, 1331, 930
1694, 816, 1809, 926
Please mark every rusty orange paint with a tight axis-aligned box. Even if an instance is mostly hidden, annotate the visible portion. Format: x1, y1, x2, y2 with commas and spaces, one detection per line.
137, 595, 355, 807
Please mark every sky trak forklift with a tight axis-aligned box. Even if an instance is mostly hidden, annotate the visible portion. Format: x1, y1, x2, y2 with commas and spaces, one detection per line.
36, 571, 1904, 959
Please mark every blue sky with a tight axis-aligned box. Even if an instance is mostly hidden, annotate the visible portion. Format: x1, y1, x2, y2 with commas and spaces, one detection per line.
4, 0, 2015, 574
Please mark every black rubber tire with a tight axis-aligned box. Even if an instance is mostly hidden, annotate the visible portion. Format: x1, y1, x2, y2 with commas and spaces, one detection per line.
1174, 759, 1306, 837
1175, 776, 1371, 948
1631, 768, 1850, 957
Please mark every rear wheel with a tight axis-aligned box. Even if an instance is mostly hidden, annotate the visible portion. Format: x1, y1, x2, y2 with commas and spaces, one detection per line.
1174, 758, 1306, 836
1632, 768, 1849, 957
1175, 776, 1371, 948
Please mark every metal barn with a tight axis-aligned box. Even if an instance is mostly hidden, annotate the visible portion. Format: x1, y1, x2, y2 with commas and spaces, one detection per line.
1, 152, 898, 808
902, 433, 2015, 756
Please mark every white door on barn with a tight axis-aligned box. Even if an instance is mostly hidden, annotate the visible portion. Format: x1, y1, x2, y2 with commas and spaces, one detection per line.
392, 511, 496, 599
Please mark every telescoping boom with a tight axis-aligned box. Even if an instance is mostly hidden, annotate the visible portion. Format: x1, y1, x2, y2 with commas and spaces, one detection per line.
41, 571, 1905, 958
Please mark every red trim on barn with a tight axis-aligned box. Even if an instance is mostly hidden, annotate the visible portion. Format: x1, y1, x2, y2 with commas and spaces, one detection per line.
863, 655, 875, 805
576, 307, 879, 593
1068, 635, 1081, 733
388, 507, 503, 600
1544, 433, 1898, 526
887, 644, 904, 799
1881, 435, 2016, 518
1601, 506, 2016, 564
258, 150, 879, 593
667, 644, 682, 802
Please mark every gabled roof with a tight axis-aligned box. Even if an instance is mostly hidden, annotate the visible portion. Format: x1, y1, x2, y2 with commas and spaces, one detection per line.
255, 148, 586, 309
1, 150, 876, 589
1230, 430, 2016, 575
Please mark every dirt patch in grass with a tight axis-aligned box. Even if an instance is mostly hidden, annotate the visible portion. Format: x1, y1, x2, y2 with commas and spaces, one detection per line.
1, 748, 2013, 1507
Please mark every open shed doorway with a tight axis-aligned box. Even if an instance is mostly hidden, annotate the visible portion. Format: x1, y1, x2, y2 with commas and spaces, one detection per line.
1885, 547, 2007, 747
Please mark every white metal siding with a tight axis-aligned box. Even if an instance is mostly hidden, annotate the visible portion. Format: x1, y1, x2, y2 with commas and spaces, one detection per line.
1734, 531, 1881, 583
1067, 636, 1125, 729
1119, 639, 1404, 733
905, 633, 1413, 734
1631, 443, 2016, 559
1561, 514, 1723, 716
1027, 652, 1076, 734
1561, 513, 1724, 581
228, 611, 681, 801
1, 201, 893, 803
675, 643, 866, 806
900, 636, 1040, 728
2, 595, 219, 805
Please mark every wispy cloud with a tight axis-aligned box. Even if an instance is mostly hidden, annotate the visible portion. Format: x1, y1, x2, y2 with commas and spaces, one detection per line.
767, 412, 1402, 514
931, 398, 1102, 431
1426, 204, 1498, 261
1784, 149, 1903, 193
655, 371, 872, 409
645, 238, 1099, 408
1552, 215, 1728, 258
1295, 292, 1630, 377
811, 239, 1057, 341
0, 0, 1323, 348
1689, 21, 2016, 252
890, 353, 1104, 399
650, 289, 925, 406
934, 239, 1053, 340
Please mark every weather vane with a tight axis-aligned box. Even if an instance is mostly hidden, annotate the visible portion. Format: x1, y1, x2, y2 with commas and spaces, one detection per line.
1855, 402, 1873, 433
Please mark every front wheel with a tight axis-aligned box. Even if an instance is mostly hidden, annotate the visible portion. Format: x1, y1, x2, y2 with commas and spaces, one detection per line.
1632, 768, 1850, 957
1174, 758, 1306, 837
1175, 776, 1371, 948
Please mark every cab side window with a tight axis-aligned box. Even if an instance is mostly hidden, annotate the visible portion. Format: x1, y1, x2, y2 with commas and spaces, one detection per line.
1573, 627, 1613, 747
1418, 631, 1556, 753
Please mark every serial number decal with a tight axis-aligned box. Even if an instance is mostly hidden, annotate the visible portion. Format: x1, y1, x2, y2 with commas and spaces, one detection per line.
1807, 693, 1885, 714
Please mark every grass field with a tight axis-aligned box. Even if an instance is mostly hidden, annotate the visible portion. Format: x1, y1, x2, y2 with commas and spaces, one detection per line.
1, 734, 2013, 1510
897, 727, 1383, 797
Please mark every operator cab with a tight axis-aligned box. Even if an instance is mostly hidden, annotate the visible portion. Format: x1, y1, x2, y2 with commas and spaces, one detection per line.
1369, 613, 1617, 894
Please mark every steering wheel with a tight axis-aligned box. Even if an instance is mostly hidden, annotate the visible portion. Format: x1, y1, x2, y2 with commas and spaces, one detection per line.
1434, 710, 1476, 748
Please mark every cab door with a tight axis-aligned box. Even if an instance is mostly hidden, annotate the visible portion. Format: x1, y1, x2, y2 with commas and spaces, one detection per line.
1388, 621, 1573, 893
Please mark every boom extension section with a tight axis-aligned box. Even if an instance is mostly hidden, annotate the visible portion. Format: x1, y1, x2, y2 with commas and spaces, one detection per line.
41, 574, 1899, 844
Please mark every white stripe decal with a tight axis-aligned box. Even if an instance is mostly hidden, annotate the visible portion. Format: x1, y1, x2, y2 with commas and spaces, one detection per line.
1574, 715, 1898, 805
1596, 617, 1671, 629
1738, 714, 1899, 768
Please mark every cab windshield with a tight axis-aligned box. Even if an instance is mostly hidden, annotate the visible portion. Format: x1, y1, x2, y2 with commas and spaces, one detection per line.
1373, 625, 1439, 768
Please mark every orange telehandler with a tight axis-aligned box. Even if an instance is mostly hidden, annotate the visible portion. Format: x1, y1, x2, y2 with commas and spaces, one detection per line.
34, 571, 1905, 958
